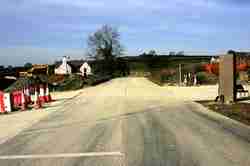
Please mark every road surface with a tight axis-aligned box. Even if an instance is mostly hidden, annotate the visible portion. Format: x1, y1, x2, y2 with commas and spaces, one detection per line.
0, 78, 250, 166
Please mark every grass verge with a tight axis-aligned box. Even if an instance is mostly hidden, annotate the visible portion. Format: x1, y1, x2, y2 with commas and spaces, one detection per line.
198, 100, 250, 126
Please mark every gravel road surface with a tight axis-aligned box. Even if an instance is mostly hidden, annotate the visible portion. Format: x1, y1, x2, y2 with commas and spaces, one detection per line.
0, 78, 250, 166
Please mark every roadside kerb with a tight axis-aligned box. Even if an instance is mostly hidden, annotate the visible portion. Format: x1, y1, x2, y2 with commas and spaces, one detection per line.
187, 101, 250, 143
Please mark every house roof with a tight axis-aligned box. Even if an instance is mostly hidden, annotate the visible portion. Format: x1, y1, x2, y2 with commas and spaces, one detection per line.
54, 60, 93, 73
28, 64, 48, 73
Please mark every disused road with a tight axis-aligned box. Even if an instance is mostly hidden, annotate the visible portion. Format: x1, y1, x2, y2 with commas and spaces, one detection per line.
0, 78, 250, 166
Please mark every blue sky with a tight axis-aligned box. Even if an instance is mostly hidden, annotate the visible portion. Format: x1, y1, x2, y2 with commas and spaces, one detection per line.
0, 0, 250, 66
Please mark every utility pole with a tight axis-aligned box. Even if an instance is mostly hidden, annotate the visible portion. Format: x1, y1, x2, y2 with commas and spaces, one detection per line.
179, 64, 182, 86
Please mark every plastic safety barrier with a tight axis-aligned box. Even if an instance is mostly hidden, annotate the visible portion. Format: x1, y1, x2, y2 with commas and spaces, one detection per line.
0, 91, 4, 113
11, 91, 22, 108
4, 93, 11, 113
0, 91, 12, 113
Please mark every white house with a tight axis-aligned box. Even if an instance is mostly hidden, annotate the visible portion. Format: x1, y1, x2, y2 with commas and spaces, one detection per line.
80, 62, 92, 76
55, 56, 72, 75
210, 57, 220, 64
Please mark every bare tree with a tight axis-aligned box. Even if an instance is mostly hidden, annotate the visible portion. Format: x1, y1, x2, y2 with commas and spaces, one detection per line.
87, 25, 124, 61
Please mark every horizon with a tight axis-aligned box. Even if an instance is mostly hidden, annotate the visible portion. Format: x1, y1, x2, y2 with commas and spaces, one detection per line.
1, 0, 250, 66
0, 52, 219, 68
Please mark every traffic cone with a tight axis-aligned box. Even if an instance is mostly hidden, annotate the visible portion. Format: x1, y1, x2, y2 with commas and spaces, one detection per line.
0, 92, 5, 113
45, 84, 52, 102
34, 89, 42, 109
21, 90, 27, 111
25, 87, 32, 104
39, 84, 46, 104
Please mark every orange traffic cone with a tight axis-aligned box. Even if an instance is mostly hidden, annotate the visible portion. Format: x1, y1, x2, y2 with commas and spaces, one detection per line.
21, 90, 27, 111
25, 87, 32, 104
39, 84, 46, 104
34, 90, 42, 109
45, 84, 52, 102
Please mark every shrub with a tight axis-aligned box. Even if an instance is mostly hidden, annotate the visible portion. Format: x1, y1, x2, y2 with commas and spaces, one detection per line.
48, 75, 65, 84
85, 75, 112, 86
160, 69, 177, 83
61, 75, 84, 91
53, 74, 84, 91
147, 70, 164, 86
196, 72, 218, 85
203, 64, 219, 76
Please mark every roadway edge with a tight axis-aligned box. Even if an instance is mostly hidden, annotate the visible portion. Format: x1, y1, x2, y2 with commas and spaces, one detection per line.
187, 101, 250, 143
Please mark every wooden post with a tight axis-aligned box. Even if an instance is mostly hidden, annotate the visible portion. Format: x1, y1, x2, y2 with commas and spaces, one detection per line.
219, 52, 236, 103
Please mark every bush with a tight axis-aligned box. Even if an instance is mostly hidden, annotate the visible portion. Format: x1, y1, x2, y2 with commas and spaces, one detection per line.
147, 70, 164, 86
196, 72, 218, 85
61, 75, 84, 90
48, 74, 113, 91
48, 75, 65, 84
147, 68, 179, 86
85, 75, 112, 86
53, 74, 84, 91
203, 64, 219, 76
160, 69, 177, 83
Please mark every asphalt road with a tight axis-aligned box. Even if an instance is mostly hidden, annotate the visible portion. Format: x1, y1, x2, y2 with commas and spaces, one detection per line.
0, 78, 250, 166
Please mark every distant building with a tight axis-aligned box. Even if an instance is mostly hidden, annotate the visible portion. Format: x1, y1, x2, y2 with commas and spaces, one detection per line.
210, 57, 220, 64
80, 62, 92, 77
19, 64, 48, 77
55, 56, 72, 75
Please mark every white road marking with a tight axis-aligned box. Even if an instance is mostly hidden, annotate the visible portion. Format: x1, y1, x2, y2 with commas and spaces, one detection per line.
0, 152, 124, 160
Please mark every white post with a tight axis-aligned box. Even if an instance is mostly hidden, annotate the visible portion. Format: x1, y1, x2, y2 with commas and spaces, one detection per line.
193, 74, 197, 86
179, 64, 182, 86
34, 90, 38, 103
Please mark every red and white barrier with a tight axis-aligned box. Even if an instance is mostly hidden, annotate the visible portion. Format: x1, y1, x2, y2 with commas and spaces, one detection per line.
0, 92, 12, 113
45, 85, 52, 102
4, 93, 12, 113
11, 91, 22, 108
21, 90, 27, 111
39, 84, 46, 104
1, 83, 54, 113
34, 89, 42, 109
0, 92, 5, 113
25, 87, 32, 104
